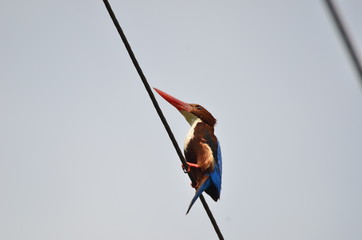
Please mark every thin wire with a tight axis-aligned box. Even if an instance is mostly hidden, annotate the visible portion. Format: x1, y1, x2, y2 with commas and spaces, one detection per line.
324, 0, 362, 87
102, 1, 224, 239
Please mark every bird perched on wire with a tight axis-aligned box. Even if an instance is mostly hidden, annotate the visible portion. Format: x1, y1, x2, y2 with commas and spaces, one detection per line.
154, 88, 222, 214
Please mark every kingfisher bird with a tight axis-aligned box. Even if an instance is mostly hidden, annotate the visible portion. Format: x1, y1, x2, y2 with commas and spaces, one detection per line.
154, 88, 222, 214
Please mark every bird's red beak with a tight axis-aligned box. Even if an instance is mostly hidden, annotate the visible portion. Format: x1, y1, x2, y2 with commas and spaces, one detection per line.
154, 88, 192, 112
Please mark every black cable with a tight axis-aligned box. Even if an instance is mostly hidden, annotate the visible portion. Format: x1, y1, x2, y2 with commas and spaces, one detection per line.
324, 0, 362, 87
102, 1, 224, 239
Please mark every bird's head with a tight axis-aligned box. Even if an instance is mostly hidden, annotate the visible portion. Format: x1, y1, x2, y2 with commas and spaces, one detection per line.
154, 88, 216, 127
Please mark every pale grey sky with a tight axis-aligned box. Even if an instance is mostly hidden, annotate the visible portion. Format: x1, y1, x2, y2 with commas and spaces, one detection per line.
1, 1, 362, 239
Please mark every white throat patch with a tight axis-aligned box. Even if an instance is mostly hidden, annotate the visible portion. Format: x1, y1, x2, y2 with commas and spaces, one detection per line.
180, 110, 198, 126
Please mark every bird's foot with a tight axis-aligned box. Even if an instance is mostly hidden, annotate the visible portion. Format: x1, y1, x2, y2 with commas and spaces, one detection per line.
182, 162, 201, 173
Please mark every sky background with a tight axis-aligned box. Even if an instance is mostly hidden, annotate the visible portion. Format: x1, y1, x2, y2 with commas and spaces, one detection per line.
1, 1, 362, 239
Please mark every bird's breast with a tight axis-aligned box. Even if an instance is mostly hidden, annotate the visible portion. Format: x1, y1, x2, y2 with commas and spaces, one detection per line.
184, 118, 202, 151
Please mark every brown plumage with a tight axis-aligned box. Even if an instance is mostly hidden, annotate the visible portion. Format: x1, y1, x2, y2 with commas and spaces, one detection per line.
184, 118, 219, 201
154, 88, 222, 211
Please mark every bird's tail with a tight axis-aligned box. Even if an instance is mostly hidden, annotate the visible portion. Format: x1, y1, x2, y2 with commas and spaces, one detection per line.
186, 177, 212, 214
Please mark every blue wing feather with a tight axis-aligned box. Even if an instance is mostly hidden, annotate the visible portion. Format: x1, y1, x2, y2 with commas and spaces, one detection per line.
210, 141, 222, 194
186, 177, 212, 214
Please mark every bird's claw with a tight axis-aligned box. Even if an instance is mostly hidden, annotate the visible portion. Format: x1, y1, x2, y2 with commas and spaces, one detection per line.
182, 164, 190, 173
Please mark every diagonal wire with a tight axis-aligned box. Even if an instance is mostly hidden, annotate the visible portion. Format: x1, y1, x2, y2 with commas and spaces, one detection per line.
102, 1, 224, 239
324, 0, 362, 87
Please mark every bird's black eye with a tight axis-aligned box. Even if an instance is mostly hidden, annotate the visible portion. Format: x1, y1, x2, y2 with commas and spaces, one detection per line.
196, 105, 203, 110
